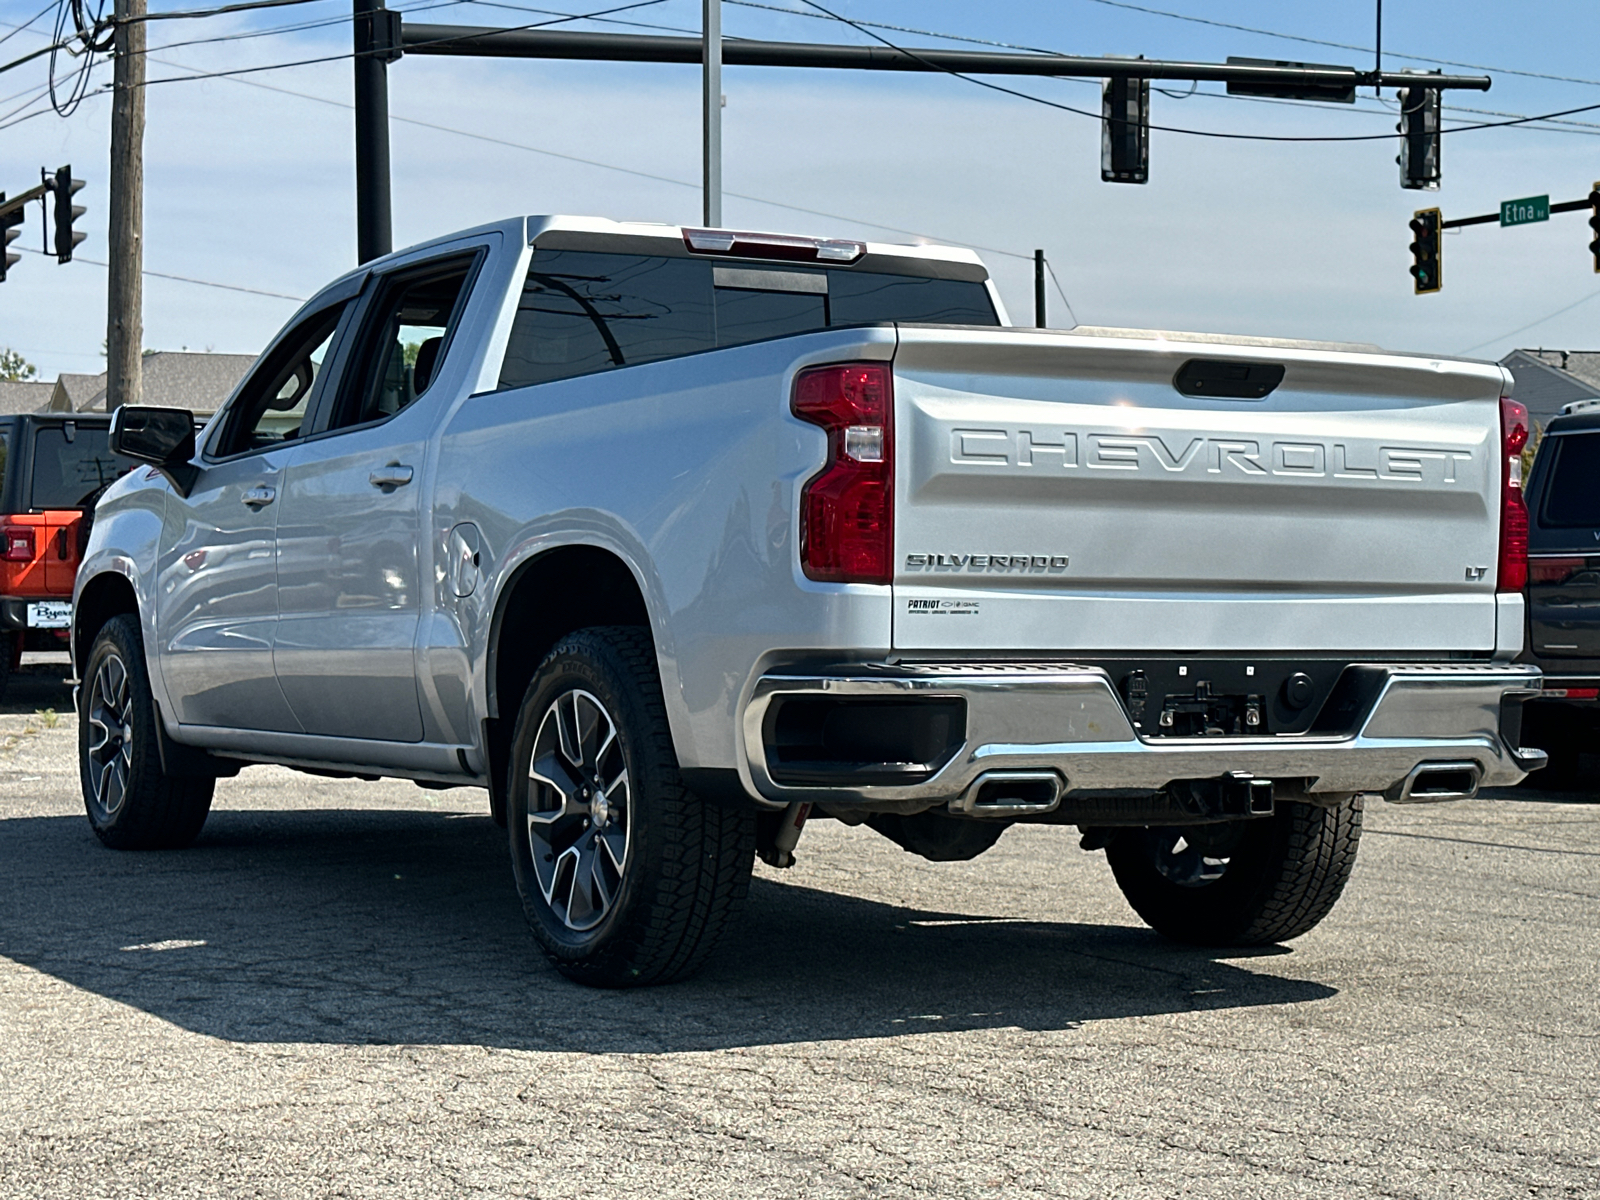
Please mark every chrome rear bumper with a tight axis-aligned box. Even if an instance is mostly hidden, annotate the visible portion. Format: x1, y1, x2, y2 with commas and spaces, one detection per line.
739, 661, 1543, 809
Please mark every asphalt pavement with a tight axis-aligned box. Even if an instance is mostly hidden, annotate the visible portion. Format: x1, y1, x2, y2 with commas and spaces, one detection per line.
1, 659, 1596, 1199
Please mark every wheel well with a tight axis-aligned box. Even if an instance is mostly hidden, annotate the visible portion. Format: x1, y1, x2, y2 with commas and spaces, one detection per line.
74, 573, 139, 678
489, 545, 653, 721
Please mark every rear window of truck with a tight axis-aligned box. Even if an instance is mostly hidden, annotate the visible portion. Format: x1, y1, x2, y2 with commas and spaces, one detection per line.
1539, 432, 1600, 528
30, 426, 135, 509
497, 250, 998, 391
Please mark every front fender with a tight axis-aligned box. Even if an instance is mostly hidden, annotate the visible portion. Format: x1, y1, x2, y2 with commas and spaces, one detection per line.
73, 474, 169, 717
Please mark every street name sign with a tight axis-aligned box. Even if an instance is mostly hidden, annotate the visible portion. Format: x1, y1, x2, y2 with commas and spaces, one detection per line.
1501, 195, 1550, 227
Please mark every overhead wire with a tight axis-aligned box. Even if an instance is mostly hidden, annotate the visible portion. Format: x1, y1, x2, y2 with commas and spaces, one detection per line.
727, 0, 1600, 136
789, 0, 1600, 143
0, 0, 59, 47
14, 243, 307, 299
1456, 289, 1600, 357
1072, 0, 1600, 90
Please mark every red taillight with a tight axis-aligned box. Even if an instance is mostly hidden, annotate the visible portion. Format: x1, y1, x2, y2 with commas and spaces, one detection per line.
793, 362, 893, 584
1498, 396, 1529, 593
1544, 687, 1600, 699
2, 527, 34, 563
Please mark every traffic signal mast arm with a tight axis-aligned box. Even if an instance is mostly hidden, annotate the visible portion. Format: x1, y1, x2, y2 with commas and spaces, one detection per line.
1405, 185, 1600, 292
1439, 196, 1595, 230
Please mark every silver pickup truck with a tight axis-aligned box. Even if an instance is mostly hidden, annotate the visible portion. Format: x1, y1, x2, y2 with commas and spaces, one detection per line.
74, 216, 1543, 986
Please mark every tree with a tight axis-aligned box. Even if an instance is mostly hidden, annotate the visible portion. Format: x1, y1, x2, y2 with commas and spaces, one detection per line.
0, 348, 38, 382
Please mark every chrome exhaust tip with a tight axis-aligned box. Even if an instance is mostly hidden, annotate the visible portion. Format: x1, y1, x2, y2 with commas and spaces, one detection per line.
1387, 760, 1482, 804
949, 770, 1064, 817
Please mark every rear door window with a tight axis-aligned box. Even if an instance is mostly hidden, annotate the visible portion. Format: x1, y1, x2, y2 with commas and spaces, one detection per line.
1539, 432, 1600, 527
30, 425, 134, 509
498, 252, 716, 390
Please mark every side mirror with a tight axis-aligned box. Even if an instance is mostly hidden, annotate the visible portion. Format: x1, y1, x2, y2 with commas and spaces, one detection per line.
109, 405, 198, 496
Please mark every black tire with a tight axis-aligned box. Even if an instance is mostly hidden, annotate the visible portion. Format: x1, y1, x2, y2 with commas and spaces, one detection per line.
1105, 795, 1363, 946
0, 630, 13, 704
79, 614, 214, 850
507, 626, 756, 987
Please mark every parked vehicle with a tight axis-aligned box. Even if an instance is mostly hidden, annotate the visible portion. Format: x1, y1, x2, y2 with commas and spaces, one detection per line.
74, 217, 1543, 986
1518, 405, 1600, 783
0, 414, 131, 699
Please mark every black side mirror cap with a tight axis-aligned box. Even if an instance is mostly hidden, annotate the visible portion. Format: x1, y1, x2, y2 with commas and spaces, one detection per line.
109, 405, 199, 497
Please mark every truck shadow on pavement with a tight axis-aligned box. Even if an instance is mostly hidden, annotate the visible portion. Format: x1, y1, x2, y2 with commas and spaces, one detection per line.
0, 807, 1335, 1052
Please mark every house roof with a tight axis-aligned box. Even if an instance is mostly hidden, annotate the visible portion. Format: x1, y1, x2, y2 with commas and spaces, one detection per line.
44, 352, 257, 415
0, 380, 55, 415
1499, 349, 1600, 428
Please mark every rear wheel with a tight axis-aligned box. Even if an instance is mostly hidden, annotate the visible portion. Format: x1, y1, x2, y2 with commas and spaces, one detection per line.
1105, 795, 1363, 946
80, 615, 214, 850
507, 627, 755, 987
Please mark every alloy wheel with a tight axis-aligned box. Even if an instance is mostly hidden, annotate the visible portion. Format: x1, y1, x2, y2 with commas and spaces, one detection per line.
86, 651, 134, 822
525, 688, 632, 932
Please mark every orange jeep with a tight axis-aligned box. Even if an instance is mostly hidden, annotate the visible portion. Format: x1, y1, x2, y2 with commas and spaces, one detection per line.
0, 415, 133, 698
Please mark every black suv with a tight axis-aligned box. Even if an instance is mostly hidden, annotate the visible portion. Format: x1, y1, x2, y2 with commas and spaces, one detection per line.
1520, 406, 1600, 783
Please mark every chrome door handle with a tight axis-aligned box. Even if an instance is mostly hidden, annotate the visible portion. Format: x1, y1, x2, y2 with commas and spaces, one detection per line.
241, 485, 276, 508
369, 463, 415, 492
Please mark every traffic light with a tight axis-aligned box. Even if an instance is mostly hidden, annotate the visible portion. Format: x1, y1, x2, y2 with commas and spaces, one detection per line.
1589, 182, 1600, 274
0, 199, 22, 283
1102, 75, 1150, 184
1409, 207, 1442, 294
1398, 83, 1442, 191
48, 165, 85, 263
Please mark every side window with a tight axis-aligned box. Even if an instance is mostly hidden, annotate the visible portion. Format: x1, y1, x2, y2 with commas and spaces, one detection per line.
1540, 433, 1600, 527
329, 256, 476, 432
214, 304, 347, 458
498, 252, 715, 390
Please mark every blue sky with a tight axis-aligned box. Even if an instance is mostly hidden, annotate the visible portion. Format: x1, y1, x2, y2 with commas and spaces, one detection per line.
2, 0, 1598, 380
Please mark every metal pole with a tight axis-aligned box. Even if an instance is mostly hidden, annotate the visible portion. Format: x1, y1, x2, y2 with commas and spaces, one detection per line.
106, 0, 145, 411
1034, 250, 1046, 328
1374, 0, 1383, 97
354, 0, 393, 262
702, 0, 721, 227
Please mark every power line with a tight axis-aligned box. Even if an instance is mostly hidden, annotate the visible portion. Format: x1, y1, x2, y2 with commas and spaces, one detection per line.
1456, 289, 1600, 357
15, 244, 307, 299
789, 0, 1600, 143
0, 0, 59, 47
131, 0, 334, 22
1073, 0, 1600, 90
726, 0, 1600, 136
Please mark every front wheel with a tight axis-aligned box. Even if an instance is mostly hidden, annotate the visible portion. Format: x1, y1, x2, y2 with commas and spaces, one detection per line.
507, 627, 755, 987
80, 614, 215, 850
1105, 795, 1363, 946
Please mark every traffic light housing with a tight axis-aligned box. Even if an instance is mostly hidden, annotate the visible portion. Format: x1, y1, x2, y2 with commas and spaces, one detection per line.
49, 165, 85, 263
1589, 182, 1600, 274
0, 198, 22, 283
1102, 75, 1150, 184
1409, 207, 1442, 294
1398, 84, 1442, 191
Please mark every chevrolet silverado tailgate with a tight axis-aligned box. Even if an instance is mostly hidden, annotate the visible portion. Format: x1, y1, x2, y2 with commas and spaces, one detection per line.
891, 326, 1508, 653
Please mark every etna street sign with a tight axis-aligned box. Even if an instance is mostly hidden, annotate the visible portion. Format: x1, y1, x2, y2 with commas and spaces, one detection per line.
1501, 195, 1551, 227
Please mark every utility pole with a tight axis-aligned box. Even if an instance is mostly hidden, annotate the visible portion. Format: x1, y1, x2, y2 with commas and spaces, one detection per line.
106, 0, 145, 411
702, 0, 721, 227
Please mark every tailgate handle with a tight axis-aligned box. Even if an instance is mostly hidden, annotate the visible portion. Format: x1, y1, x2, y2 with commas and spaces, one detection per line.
56, 527, 69, 560
1174, 358, 1285, 400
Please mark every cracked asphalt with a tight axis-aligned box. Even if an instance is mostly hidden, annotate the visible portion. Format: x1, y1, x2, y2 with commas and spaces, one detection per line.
1, 659, 1597, 1199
